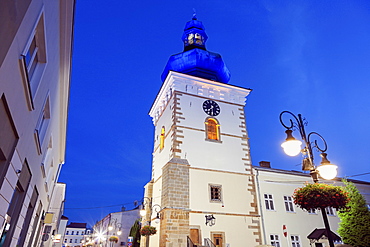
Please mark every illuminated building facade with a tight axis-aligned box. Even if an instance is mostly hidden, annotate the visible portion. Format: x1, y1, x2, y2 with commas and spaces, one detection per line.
142, 15, 261, 247
0, 0, 74, 246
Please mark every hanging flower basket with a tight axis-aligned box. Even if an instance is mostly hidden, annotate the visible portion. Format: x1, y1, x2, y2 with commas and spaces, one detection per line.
293, 183, 350, 211
109, 236, 119, 243
140, 226, 157, 236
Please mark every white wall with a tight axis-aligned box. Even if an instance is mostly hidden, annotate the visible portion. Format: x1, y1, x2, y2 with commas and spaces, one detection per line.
255, 167, 355, 247
0, 0, 74, 246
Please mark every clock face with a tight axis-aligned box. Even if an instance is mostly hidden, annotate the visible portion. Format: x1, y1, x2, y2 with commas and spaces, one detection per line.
203, 100, 220, 116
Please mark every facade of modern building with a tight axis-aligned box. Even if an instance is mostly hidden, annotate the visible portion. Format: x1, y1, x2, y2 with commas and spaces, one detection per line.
142, 16, 261, 247
0, 0, 75, 246
92, 208, 140, 247
63, 223, 87, 247
254, 161, 370, 247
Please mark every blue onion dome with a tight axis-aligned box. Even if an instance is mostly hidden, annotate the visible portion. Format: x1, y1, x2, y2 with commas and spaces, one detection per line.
161, 15, 231, 83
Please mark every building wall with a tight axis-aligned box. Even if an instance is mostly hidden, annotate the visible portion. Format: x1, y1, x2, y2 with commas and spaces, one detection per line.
0, 0, 74, 246
55, 217, 68, 247
189, 168, 260, 246
254, 166, 370, 247
63, 227, 86, 247
93, 209, 141, 247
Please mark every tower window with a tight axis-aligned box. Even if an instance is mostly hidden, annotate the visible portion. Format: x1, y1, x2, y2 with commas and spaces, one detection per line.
205, 118, 220, 141
209, 184, 222, 202
160, 127, 165, 150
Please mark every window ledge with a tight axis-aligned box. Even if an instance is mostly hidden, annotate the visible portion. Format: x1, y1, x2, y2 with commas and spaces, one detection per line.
205, 139, 222, 143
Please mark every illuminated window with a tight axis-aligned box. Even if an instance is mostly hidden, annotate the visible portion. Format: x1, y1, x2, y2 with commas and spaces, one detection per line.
160, 127, 165, 150
205, 118, 220, 141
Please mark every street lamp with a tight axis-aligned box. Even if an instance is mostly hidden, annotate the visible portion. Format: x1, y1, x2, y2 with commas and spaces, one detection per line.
279, 111, 338, 247
140, 198, 162, 247
107, 217, 122, 247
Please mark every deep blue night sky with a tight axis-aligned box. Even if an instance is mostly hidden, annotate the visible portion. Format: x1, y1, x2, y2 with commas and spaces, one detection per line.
59, 0, 370, 224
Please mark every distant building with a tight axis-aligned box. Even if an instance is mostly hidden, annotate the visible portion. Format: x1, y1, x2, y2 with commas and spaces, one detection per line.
254, 161, 370, 247
0, 0, 75, 246
63, 222, 87, 247
93, 208, 140, 246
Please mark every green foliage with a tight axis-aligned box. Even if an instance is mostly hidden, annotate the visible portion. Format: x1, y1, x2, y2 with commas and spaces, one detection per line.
338, 180, 370, 247
129, 219, 141, 247
293, 183, 349, 211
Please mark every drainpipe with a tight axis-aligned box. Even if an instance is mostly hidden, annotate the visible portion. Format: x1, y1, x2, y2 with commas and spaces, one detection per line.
255, 169, 267, 245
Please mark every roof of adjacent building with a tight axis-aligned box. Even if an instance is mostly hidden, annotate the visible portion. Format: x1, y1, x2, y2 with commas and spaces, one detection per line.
253, 163, 370, 185
61, 215, 69, 220
66, 222, 87, 228
307, 228, 341, 241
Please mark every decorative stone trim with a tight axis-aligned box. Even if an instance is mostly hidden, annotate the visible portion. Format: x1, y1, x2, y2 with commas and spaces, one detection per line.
190, 211, 260, 217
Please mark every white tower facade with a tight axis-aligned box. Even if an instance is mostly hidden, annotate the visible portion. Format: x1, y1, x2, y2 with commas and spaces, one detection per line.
142, 15, 261, 247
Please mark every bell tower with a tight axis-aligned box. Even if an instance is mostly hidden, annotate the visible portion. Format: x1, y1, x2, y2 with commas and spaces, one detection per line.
142, 16, 261, 247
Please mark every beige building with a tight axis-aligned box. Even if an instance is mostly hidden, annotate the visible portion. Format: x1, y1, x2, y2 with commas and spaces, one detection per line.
0, 0, 74, 246
92, 208, 140, 247
254, 161, 370, 247
142, 16, 261, 247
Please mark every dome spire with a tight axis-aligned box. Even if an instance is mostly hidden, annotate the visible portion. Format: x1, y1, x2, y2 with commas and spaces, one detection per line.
182, 13, 208, 51
161, 15, 231, 83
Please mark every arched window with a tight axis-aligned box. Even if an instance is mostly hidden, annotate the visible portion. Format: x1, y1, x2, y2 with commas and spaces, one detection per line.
160, 126, 165, 150
205, 118, 220, 141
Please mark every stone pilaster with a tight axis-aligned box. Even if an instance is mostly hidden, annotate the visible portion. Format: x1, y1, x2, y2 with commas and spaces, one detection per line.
160, 158, 190, 247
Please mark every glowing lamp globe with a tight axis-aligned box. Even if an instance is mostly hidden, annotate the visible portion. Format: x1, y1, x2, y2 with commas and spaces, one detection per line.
140, 209, 146, 217
281, 139, 302, 156
317, 164, 338, 180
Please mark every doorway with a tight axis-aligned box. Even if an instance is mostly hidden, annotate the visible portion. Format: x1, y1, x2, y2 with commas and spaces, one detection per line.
190, 228, 200, 245
212, 233, 224, 247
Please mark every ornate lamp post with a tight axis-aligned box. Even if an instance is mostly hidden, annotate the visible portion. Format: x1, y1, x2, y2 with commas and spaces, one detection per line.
106, 217, 122, 247
140, 198, 162, 247
280, 111, 338, 247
